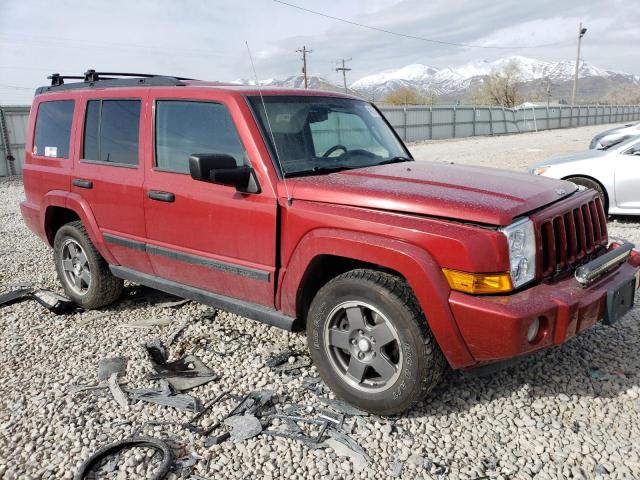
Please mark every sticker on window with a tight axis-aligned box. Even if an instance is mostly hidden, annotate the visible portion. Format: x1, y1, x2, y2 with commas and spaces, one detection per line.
44, 146, 58, 157
364, 105, 381, 118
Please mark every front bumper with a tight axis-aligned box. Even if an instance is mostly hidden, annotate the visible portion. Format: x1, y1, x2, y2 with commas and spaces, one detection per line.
450, 249, 639, 365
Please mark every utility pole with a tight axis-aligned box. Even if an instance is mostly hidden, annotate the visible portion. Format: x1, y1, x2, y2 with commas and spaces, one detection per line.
546, 78, 551, 108
335, 58, 352, 93
296, 45, 312, 89
571, 23, 587, 105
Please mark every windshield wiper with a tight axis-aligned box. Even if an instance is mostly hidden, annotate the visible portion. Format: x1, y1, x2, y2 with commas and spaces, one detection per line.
286, 164, 356, 178
373, 156, 413, 166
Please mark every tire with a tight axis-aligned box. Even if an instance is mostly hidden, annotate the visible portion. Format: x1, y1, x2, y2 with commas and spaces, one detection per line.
566, 176, 609, 214
306, 269, 446, 415
53, 221, 123, 309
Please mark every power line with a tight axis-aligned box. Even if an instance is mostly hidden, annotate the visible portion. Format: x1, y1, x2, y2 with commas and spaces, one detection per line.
273, 0, 569, 50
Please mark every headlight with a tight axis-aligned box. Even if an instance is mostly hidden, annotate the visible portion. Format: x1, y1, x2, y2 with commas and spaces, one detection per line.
500, 218, 536, 288
530, 166, 549, 176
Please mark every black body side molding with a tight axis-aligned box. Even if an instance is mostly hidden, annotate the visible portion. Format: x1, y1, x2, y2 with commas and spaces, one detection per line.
110, 266, 298, 331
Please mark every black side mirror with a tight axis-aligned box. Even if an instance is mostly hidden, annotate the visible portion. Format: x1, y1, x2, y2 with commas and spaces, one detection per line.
189, 153, 260, 193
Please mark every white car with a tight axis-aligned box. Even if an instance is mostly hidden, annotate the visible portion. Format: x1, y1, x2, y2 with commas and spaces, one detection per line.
589, 122, 640, 149
529, 135, 640, 215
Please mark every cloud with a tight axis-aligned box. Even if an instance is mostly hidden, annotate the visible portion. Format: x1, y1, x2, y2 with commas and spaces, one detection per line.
0, 0, 637, 104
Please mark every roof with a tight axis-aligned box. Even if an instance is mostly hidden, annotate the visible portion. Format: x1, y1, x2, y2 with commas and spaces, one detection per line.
35, 71, 360, 100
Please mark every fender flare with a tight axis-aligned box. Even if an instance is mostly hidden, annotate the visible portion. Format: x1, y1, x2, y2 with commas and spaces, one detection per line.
279, 228, 475, 368
41, 191, 118, 265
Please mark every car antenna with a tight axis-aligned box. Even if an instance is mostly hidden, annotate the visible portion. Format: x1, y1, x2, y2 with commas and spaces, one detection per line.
245, 41, 292, 206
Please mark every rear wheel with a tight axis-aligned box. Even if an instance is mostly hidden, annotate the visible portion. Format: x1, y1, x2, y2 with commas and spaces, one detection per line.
566, 176, 609, 214
53, 221, 123, 309
306, 269, 446, 415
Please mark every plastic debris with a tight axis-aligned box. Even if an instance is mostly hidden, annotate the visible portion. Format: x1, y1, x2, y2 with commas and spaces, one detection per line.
145, 340, 218, 391
167, 319, 189, 346
156, 298, 191, 309
265, 350, 298, 368
98, 357, 128, 381
129, 383, 201, 412
316, 397, 369, 416
325, 431, 370, 470
272, 357, 312, 373
0, 287, 79, 314
224, 414, 263, 441
98, 357, 129, 409
389, 460, 404, 477
122, 316, 173, 328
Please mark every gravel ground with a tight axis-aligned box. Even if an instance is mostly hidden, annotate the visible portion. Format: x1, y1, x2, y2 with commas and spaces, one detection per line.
1, 124, 640, 479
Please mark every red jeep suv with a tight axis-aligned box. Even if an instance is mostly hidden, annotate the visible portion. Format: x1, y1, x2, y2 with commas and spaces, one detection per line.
20, 71, 640, 414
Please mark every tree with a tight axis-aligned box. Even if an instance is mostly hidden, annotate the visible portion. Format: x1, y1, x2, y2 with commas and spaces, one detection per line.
381, 87, 434, 105
604, 85, 640, 105
467, 59, 523, 107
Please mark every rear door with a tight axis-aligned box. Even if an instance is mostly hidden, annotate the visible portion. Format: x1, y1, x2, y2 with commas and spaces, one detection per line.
614, 139, 640, 209
71, 91, 153, 273
142, 92, 278, 307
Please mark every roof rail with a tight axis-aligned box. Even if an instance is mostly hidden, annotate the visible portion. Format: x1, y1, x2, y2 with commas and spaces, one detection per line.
36, 69, 198, 95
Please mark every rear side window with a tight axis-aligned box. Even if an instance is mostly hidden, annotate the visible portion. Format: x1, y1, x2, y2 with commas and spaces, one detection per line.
33, 100, 75, 158
155, 100, 246, 174
83, 99, 141, 166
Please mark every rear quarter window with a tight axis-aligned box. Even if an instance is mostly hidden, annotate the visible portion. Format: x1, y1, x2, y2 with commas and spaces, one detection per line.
33, 100, 75, 158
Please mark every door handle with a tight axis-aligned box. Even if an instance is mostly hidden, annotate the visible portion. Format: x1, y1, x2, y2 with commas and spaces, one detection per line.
72, 178, 93, 189
147, 190, 175, 202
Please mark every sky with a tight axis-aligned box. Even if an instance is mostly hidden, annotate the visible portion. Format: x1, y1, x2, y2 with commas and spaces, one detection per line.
1, 0, 638, 104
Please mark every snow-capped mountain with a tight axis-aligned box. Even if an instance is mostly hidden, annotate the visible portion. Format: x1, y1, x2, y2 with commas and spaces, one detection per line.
351, 56, 639, 99
232, 75, 357, 94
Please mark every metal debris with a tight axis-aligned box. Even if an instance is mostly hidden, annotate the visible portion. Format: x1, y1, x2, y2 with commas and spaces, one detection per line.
224, 414, 263, 441
263, 430, 327, 449
145, 340, 217, 391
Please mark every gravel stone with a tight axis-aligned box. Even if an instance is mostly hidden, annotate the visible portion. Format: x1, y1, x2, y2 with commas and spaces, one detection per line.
1, 123, 639, 478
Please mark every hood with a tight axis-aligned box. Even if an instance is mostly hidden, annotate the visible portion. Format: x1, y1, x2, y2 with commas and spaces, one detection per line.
533, 148, 608, 167
287, 161, 577, 226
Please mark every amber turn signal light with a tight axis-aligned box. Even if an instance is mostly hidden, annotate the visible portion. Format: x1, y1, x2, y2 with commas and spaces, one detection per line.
442, 269, 513, 294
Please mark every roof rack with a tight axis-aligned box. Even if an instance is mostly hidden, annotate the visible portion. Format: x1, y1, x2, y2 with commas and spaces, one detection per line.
36, 69, 198, 95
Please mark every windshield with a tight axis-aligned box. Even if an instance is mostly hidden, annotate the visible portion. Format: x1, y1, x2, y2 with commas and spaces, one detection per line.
247, 96, 411, 177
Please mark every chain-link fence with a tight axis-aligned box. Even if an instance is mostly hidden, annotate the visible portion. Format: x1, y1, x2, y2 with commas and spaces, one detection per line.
2, 104, 640, 176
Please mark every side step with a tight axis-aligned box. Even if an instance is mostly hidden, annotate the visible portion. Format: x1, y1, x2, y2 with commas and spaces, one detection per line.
110, 266, 298, 331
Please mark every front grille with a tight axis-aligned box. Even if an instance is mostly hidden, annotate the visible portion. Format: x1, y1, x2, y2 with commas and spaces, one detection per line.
535, 194, 608, 278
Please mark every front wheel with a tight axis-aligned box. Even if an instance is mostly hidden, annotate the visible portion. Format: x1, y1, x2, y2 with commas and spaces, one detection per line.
306, 269, 446, 415
53, 221, 123, 309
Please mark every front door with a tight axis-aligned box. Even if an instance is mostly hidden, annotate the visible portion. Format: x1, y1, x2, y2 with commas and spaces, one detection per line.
142, 96, 278, 307
614, 140, 640, 209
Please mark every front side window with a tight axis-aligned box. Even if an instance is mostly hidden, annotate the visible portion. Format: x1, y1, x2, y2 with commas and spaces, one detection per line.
155, 100, 247, 174
82, 99, 141, 166
247, 96, 409, 177
33, 100, 75, 158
